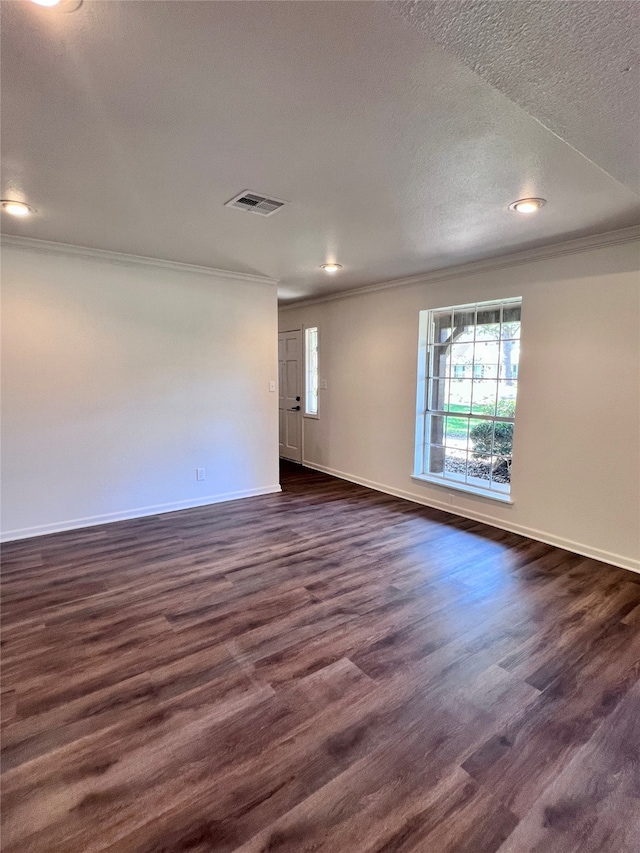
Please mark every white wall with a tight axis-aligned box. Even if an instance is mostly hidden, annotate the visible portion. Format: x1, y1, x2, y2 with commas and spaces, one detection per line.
280, 236, 640, 572
1, 242, 280, 540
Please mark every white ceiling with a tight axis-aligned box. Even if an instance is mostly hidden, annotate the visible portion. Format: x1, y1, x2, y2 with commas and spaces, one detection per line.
1, 0, 639, 302
391, 1, 640, 195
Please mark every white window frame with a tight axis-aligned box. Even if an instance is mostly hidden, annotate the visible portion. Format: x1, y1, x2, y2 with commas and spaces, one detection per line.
413, 297, 521, 503
304, 325, 319, 418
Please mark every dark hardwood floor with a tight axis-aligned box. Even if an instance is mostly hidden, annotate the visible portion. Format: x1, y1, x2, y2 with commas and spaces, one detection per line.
2, 461, 640, 852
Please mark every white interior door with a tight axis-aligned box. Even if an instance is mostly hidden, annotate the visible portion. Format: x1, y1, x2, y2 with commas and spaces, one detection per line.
278, 330, 302, 462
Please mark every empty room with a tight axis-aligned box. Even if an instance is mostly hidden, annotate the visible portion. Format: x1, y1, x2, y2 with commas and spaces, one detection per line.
1, 1, 639, 852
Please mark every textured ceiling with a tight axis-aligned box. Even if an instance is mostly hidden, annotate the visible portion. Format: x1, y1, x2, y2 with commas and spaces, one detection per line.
1, 0, 639, 302
391, 0, 640, 194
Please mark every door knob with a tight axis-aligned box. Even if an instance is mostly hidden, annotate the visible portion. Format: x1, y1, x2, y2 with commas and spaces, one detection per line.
290, 405, 301, 411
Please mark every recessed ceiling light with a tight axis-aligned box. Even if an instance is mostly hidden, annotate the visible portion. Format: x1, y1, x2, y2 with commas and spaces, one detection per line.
509, 198, 546, 214
321, 263, 342, 273
1, 200, 34, 217
29, 0, 83, 10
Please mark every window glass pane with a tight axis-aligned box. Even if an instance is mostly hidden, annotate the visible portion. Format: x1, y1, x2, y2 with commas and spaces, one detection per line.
305, 327, 318, 415
453, 309, 475, 337
449, 378, 472, 412
428, 444, 446, 476
497, 381, 517, 417
445, 415, 468, 447
444, 447, 467, 480
432, 345, 449, 378
467, 452, 491, 486
429, 378, 450, 412
433, 311, 453, 344
492, 421, 514, 460
479, 363, 498, 380
490, 456, 512, 489
476, 307, 501, 340
449, 342, 471, 376
499, 339, 520, 381
474, 341, 500, 379
429, 415, 445, 446
469, 418, 493, 460
455, 327, 475, 347
471, 380, 497, 415
502, 304, 521, 332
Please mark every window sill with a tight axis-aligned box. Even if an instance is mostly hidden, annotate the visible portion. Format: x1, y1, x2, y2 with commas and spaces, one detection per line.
303, 413, 319, 420
411, 474, 514, 504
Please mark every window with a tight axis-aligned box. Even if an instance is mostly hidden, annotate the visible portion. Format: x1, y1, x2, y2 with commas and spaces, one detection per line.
304, 326, 319, 416
414, 298, 521, 501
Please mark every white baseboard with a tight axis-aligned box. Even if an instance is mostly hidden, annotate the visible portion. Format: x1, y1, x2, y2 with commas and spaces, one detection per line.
0, 485, 282, 543
302, 461, 640, 576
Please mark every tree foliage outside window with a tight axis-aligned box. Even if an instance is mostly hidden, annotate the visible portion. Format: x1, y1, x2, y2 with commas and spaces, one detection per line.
470, 421, 514, 458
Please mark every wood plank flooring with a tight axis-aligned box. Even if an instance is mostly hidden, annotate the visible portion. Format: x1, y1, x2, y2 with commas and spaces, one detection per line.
2, 461, 639, 852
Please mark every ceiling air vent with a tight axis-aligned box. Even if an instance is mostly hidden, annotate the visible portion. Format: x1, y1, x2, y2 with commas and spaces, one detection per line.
225, 190, 287, 217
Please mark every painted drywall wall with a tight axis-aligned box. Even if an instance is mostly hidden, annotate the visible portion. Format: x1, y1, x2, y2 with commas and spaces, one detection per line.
1, 243, 280, 539
280, 237, 640, 572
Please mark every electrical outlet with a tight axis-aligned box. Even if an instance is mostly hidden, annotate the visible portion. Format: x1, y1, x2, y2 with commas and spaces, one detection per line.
196, 468, 206, 481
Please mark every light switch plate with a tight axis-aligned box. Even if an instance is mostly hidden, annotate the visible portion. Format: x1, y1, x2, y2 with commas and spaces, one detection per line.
320, 379, 328, 390
269, 380, 276, 392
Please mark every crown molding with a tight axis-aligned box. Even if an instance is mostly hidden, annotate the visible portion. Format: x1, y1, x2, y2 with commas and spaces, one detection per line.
0, 235, 279, 287
280, 225, 640, 309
